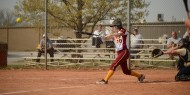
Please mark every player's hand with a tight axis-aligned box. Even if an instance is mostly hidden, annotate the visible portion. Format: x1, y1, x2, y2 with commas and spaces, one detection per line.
184, 63, 190, 67
103, 35, 112, 40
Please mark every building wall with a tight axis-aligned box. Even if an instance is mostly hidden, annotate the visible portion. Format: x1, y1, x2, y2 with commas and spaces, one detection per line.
131, 22, 186, 39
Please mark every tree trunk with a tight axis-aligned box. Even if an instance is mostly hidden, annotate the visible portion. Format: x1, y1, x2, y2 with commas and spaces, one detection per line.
71, 0, 84, 63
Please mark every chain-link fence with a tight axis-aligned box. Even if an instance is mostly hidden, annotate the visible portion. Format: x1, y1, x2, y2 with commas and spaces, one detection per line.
0, 0, 188, 68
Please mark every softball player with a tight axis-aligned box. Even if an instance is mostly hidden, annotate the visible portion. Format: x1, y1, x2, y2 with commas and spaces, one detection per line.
96, 19, 145, 84
164, 38, 190, 81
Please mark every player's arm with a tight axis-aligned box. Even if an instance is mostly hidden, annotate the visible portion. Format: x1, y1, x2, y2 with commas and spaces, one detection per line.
126, 31, 135, 35
112, 31, 125, 37
103, 34, 114, 40
113, 28, 126, 37
164, 48, 186, 56
104, 31, 124, 40
185, 19, 190, 28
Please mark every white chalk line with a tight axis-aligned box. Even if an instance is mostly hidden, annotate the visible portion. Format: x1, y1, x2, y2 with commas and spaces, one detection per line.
0, 85, 94, 95
108, 80, 186, 84
0, 77, 95, 95
143, 81, 189, 84
0, 77, 185, 95
0, 77, 92, 81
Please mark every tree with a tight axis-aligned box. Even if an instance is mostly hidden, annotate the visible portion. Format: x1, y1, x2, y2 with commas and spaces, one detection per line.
14, 0, 149, 38
0, 9, 17, 27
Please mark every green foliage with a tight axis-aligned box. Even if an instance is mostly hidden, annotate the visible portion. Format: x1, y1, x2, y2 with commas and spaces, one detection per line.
14, 0, 149, 37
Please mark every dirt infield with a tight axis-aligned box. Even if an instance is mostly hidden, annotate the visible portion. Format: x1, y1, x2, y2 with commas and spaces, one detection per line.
0, 69, 190, 95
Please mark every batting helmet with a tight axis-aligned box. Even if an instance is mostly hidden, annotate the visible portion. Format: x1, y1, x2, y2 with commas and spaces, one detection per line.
110, 19, 122, 29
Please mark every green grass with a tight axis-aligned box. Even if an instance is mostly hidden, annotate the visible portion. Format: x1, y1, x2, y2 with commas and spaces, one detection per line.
0, 63, 109, 70
0, 64, 25, 70
1, 60, 177, 70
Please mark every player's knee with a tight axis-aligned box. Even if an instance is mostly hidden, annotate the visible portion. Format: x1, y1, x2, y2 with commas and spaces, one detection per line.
110, 65, 117, 71
122, 70, 131, 75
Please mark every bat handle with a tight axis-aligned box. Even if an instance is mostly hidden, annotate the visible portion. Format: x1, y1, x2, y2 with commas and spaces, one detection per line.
187, 12, 190, 19
184, 0, 190, 19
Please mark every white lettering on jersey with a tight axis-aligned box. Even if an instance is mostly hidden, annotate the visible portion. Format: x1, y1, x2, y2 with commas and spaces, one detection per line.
114, 36, 123, 51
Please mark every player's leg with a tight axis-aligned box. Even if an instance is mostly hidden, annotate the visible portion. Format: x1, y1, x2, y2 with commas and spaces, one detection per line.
92, 37, 96, 46
96, 50, 128, 84
36, 49, 42, 62
175, 74, 190, 81
96, 37, 102, 48
132, 71, 145, 83
102, 55, 127, 82
120, 61, 145, 83
48, 48, 54, 62
118, 50, 142, 78
95, 70, 114, 84
96, 61, 117, 84
175, 67, 190, 81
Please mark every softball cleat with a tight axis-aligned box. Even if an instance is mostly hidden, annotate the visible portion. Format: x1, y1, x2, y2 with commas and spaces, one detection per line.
138, 74, 145, 83
96, 79, 108, 84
